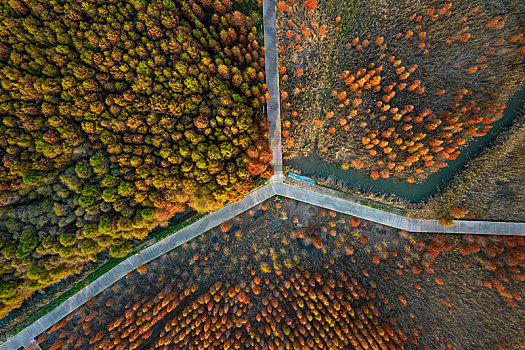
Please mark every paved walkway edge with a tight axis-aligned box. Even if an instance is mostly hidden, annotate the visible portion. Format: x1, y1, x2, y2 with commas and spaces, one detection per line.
1, 185, 277, 350
274, 183, 525, 235
4, 187, 524, 349
263, 0, 283, 183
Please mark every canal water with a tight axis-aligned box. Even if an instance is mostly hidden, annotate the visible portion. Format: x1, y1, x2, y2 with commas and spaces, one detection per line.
287, 87, 525, 203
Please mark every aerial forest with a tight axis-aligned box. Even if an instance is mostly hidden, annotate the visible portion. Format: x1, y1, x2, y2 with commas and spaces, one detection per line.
0, 0, 271, 317
36, 198, 525, 349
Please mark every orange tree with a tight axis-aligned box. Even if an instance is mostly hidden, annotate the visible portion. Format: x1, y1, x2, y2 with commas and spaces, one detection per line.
279, 0, 525, 182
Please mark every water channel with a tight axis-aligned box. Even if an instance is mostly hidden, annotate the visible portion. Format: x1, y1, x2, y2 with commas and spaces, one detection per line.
287, 86, 525, 203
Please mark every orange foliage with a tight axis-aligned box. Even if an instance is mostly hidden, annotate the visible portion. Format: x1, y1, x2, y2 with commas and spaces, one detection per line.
220, 221, 232, 233
302, 28, 311, 37
313, 237, 323, 249
460, 33, 470, 41
303, 0, 318, 12
411, 265, 422, 274
351, 159, 364, 169
511, 34, 524, 42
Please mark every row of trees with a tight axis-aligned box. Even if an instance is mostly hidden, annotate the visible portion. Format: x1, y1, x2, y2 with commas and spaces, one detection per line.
36, 196, 525, 349
37, 198, 411, 350
0, 0, 272, 317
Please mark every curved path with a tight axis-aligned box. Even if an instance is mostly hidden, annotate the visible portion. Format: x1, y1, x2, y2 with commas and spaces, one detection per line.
3, 0, 524, 348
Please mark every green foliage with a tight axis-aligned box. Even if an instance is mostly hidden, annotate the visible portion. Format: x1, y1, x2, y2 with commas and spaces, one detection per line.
102, 188, 119, 202
109, 241, 131, 258
15, 231, 38, 259
82, 185, 99, 197
101, 175, 118, 188
26, 266, 47, 281
141, 208, 155, 221
78, 195, 96, 208
53, 202, 67, 216
81, 240, 99, 255
82, 223, 100, 238
59, 233, 76, 247
0, 282, 17, 299
75, 162, 93, 179
0, 0, 272, 318
98, 216, 114, 235
23, 171, 45, 186
220, 142, 234, 159
117, 182, 134, 197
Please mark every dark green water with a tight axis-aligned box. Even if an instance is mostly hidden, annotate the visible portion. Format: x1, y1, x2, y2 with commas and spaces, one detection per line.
287, 87, 525, 203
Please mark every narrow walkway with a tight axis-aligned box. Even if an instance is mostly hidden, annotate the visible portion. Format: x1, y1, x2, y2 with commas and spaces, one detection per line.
3, 1, 524, 348
2, 186, 276, 350
5, 184, 524, 349
263, 0, 283, 183
274, 183, 525, 235
260, 0, 524, 237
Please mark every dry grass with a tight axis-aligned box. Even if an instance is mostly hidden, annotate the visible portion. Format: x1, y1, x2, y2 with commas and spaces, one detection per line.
409, 109, 525, 221
280, 0, 525, 182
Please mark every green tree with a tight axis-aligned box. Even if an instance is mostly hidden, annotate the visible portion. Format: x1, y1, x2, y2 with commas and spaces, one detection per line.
109, 241, 131, 258
0, 281, 17, 299
15, 230, 38, 259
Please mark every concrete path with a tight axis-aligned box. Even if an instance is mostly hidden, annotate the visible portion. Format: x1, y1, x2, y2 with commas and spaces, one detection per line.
263, 0, 283, 183
6, 183, 524, 349
274, 183, 525, 235
3, 1, 524, 348
2, 185, 276, 350
23, 340, 40, 350
6, 184, 524, 349
259, 0, 524, 237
